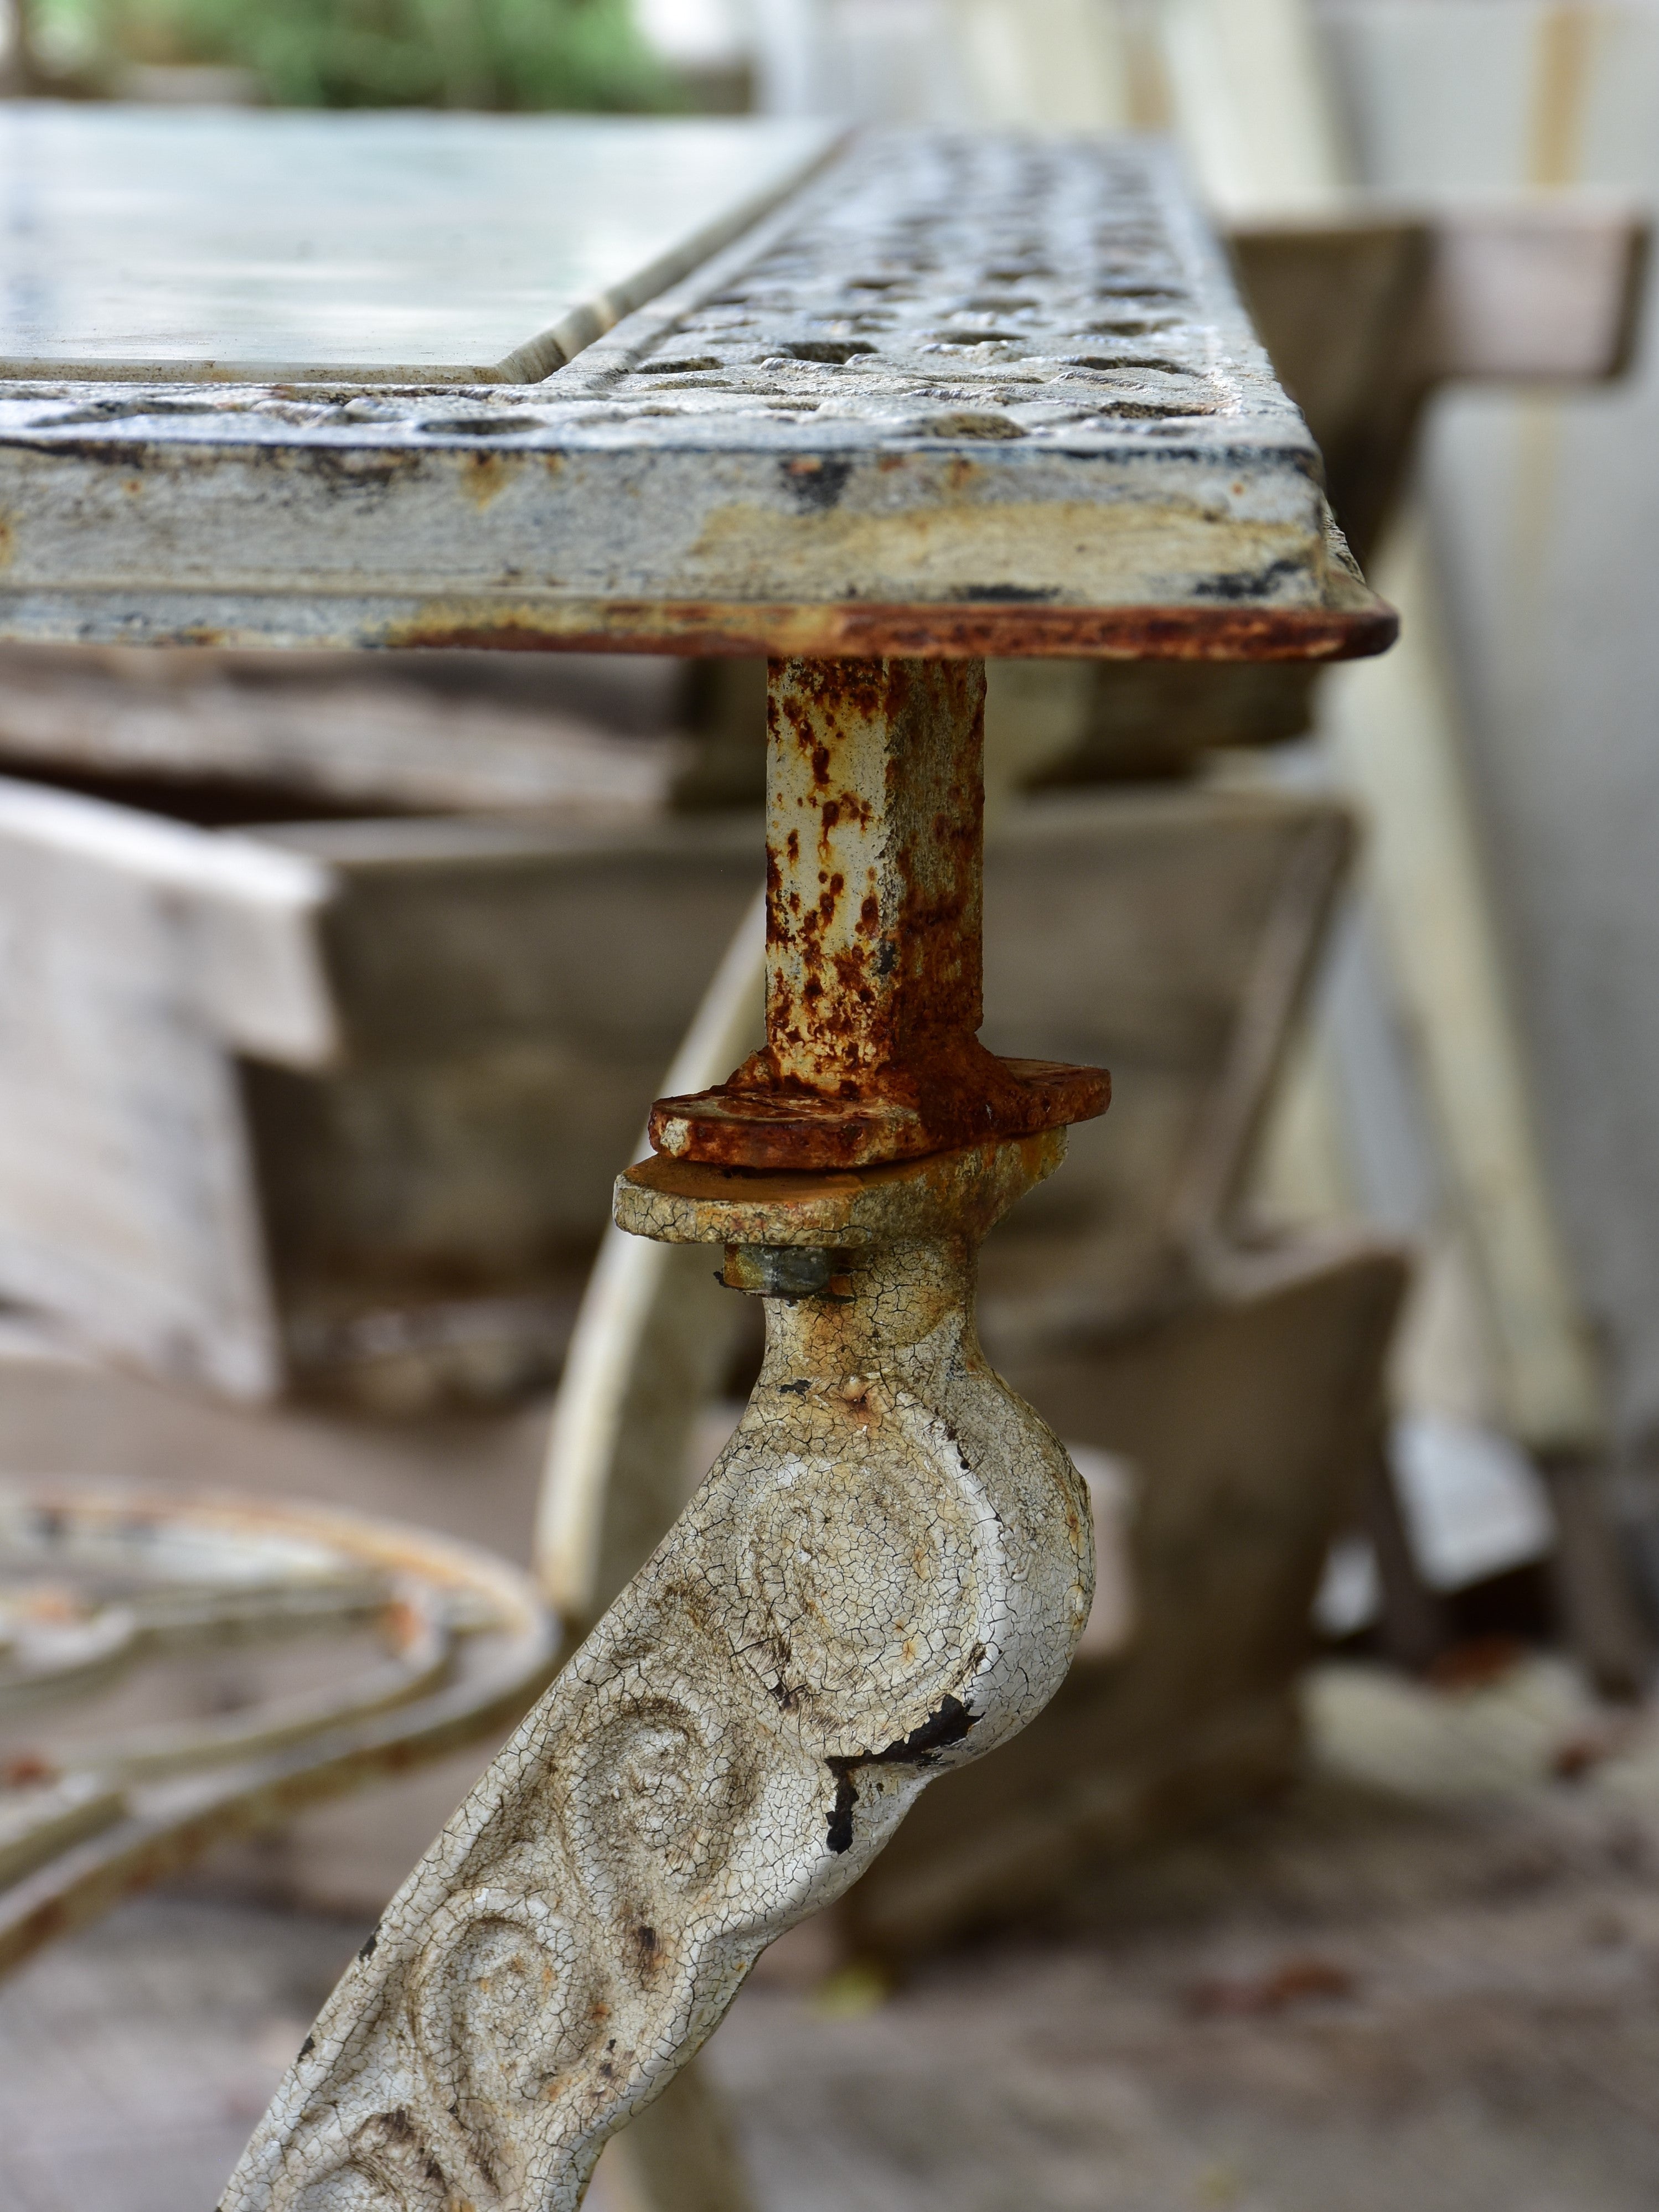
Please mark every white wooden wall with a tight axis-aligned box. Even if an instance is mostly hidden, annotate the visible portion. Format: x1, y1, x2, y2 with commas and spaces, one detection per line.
1321, 1, 1659, 1456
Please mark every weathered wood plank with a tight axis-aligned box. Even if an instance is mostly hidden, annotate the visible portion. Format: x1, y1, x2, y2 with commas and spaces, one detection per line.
0, 643, 691, 814
247, 816, 759, 1395
978, 784, 1355, 1349
0, 783, 760, 1401
0, 777, 334, 1396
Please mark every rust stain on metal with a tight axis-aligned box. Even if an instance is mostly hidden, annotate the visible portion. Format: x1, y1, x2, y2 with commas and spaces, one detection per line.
458, 449, 515, 511
649, 656, 1109, 1171
382, 594, 1396, 664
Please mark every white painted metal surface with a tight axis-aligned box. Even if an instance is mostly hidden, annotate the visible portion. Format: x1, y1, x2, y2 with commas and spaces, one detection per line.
536, 890, 765, 1634
0, 1479, 557, 1976
0, 130, 1385, 654
0, 107, 837, 384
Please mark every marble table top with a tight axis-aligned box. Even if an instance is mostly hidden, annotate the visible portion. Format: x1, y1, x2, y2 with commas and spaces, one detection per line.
0, 106, 836, 383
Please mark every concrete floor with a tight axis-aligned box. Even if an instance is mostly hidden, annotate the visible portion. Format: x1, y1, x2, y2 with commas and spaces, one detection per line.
5, 1659, 1659, 2212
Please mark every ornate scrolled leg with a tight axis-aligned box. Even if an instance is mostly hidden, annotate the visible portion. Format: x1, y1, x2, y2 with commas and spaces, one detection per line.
222, 656, 1109, 2212
222, 1134, 1089, 2212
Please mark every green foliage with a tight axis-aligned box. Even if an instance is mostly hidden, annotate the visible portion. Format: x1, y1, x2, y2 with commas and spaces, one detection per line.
33, 0, 675, 111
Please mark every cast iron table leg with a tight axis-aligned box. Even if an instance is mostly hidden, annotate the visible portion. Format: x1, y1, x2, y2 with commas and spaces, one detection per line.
222, 657, 1108, 2212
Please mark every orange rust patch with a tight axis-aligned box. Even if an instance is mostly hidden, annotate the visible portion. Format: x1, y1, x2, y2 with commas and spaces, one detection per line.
459, 450, 514, 511
654, 655, 1111, 1168
380, 594, 1396, 663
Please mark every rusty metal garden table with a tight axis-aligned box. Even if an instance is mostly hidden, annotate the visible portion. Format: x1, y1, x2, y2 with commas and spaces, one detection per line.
0, 107, 1392, 2212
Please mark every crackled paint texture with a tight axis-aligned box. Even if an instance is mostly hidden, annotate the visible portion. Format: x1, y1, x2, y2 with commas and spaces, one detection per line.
221, 1133, 1092, 2212
223, 655, 1102, 2210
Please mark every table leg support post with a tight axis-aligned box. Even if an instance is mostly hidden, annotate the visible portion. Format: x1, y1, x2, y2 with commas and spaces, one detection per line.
221, 657, 1106, 2212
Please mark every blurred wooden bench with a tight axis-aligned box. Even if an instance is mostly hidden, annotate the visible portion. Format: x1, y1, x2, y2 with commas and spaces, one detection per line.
0, 776, 757, 1406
